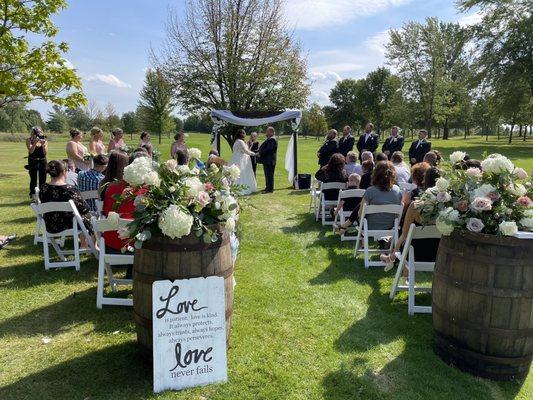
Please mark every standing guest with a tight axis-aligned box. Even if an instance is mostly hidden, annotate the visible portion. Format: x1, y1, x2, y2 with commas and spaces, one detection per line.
78, 154, 108, 212
63, 159, 78, 186
175, 149, 189, 165
139, 132, 153, 157
344, 151, 358, 175
258, 126, 278, 193
315, 153, 348, 206
423, 150, 441, 167
40, 160, 94, 247
391, 151, 410, 184
26, 126, 48, 200
408, 129, 431, 165
107, 128, 125, 153
247, 132, 260, 176
317, 129, 338, 167
88, 126, 106, 155
356, 122, 379, 160
382, 126, 404, 159
66, 128, 90, 172
353, 151, 373, 175
359, 160, 375, 190
171, 132, 187, 159
338, 125, 355, 157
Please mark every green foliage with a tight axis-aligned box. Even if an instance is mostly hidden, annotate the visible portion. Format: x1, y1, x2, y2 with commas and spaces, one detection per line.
301, 103, 328, 136
183, 113, 212, 133
121, 111, 139, 134
46, 105, 68, 133
326, 79, 366, 130
0, 102, 44, 132
137, 69, 176, 144
0, 0, 85, 108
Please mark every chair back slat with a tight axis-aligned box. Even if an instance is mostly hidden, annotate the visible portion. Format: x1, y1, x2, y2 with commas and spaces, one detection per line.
364, 204, 403, 216
37, 201, 74, 214
339, 189, 365, 199
81, 190, 99, 201
411, 225, 441, 240
320, 182, 347, 191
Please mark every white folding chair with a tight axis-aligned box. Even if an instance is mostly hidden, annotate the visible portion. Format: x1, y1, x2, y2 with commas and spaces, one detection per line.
398, 182, 417, 192
309, 177, 322, 216
319, 182, 347, 225
390, 224, 441, 315
81, 189, 104, 218
354, 203, 404, 268
35, 200, 82, 270
333, 189, 365, 241
92, 217, 134, 309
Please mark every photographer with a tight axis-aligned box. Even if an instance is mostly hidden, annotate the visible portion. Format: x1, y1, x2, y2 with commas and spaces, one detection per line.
26, 126, 48, 200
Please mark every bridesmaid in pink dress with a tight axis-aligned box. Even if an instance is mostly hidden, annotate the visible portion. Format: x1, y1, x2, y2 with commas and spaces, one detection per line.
170, 132, 187, 159
88, 126, 106, 154
108, 128, 126, 152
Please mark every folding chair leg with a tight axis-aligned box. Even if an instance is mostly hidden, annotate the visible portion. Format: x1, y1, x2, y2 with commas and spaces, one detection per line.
408, 265, 415, 315
364, 235, 369, 268
390, 262, 404, 299
96, 259, 106, 309
354, 231, 361, 257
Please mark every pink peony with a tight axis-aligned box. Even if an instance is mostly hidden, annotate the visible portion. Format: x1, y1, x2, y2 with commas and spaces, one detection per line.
514, 168, 528, 180
466, 167, 483, 179
456, 200, 469, 213
487, 191, 501, 202
471, 197, 492, 212
204, 182, 214, 191
466, 218, 485, 233
517, 196, 532, 207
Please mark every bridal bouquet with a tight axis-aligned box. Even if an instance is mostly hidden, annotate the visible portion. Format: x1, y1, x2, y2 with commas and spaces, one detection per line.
416, 152, 532, 236
113, 148, 242, 249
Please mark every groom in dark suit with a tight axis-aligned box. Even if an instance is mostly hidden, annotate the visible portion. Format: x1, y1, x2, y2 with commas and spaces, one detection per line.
258, 126, 278, 193
356, 122, 379, 161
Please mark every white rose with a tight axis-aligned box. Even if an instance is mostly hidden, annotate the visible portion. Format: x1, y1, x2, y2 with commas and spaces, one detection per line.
225, 165, 240, 180
209, 163, 219, 173
508, 183, 527, 197
107, 211, 120, 228
158, 205, 194, 239
499, 221, 518, 236
196, 191, 211, 207
144, 171, 161, 187
225, 217, 236, 232
169, 186, 176, 193
188, 147, 202, 160
466, 167, 483, 179
165, 159, 177, 171
519, 217, 533, 230
117, 226, 131, 240
435, 177, 449, 192
513, 168, 528, 180
449, 151, 466, 164
466, 218, 484, 233
470, 197, 492, 212
436, 192, 452, 203
176, 165, 190, 174
436, 218, 454, 236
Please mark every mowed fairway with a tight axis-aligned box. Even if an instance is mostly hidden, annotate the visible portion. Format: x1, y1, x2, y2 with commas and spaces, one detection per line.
0, 132, 532, 400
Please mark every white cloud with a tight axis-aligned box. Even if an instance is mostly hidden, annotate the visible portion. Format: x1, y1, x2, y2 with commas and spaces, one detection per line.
364, 30, 391, 56
311, 63, 365, 74
63, 59, 75, 70
458, 11, 483, 27
284, 0, 411, 30
86, 74, 132, 88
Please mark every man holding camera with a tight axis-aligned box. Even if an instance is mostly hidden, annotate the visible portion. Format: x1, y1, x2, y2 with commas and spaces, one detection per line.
26, 126, 48, 200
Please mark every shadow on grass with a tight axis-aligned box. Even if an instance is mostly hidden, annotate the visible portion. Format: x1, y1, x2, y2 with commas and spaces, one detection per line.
0, 342, 153, 400
284, 211, 526, 399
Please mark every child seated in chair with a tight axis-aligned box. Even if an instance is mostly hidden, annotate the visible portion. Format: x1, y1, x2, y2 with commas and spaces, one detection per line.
332, 173, 361, 218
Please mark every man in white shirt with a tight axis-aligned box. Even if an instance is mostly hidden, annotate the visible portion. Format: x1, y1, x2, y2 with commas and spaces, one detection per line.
408, 129, 432, 165
356, 122, 379, 161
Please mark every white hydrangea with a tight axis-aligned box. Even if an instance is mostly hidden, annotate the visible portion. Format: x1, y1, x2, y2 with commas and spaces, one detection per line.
184, 177, 204, 197
499, 221, 518, 236
106, 211, 120, 229
435, 177, 449, 192
176, 165, 190, 175
165, 159, 177, 171
144, 171, 161, 187
158, 205, 194, 239
449, 151, 466, 164
508, 183, 527, 197
123, 157, 154, 186
225, 217, 236, 232
519, 217, 533, 230
472, 184, 496, 199
439, 207, 460, 222
224, 165, 241, 180
481, 154, 514, 174
436, 218, 454, 236
188, 147, 202, 160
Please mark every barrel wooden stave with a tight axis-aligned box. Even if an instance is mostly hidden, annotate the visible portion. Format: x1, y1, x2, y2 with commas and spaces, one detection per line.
133, 228, 234, 361
433, 230, 533, 380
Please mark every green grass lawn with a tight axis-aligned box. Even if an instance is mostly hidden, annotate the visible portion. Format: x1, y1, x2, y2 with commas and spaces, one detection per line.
0, 133, 532, 400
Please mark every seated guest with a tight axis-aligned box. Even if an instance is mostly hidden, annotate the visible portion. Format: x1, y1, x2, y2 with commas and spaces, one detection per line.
402, 162, 430, 208
317, 129, 339, 167
175, 149, 189, 165
391, 151, 410, 183
376, 152, 388, 162
333, 173, 361, 217
381, 168, 441, 272
63, 159, 78, 186
207, 155, 227, 168
354, 151, 373, 175
453, 158, 482, 170
408, 129, 431, 165
423, 150, 441, 167
335, 161, 402, 233
344, 151, 358, 175
315, 153, 348, 202
359, 160, 374, 190
39, 160, 94, 247
78, 154, 108, 212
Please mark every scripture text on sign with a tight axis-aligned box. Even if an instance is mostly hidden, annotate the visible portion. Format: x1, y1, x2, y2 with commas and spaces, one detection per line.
152, 277, 227, 393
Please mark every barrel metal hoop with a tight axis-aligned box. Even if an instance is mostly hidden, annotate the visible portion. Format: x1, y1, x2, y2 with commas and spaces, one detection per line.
142, 235, 229, 252
133, 265, 234, 285
433, 270, 533, 298
439, 242, 531, 266
432, 303, 533, 337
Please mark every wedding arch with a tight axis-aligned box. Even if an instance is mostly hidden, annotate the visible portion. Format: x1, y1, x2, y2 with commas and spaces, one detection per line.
210, 109, 302, 186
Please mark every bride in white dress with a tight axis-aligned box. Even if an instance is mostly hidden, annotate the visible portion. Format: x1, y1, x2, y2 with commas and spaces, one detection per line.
229, 130, 257, 195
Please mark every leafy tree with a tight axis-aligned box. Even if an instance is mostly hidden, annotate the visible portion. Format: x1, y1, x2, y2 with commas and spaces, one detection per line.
174, 116, 183, 132
153, 0, 309, 147
183, 113, 212, 133
65, 107, 92, 131
326, 79, 366, 130
301, 103, 328, 137
103, 102, 121, 131
0, 0, 85, 108
137, 69, 176, 144
46, 105, 68, 133
121, 111, 139, 134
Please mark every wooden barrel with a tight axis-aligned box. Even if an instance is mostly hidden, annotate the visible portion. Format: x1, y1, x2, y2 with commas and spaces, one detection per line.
132, 225, 234, 361
433, 230, 533, 380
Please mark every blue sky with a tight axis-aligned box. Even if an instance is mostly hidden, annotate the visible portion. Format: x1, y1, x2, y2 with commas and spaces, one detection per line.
31, 0, 481, 118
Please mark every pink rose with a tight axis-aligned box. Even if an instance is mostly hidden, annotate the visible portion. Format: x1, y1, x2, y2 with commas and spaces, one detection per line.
456, 200, 468, 213
466, 167, 482, 179
436, 192, 452, 203
514, 168, 528, 180
196, 191, 211, 207
204, 182, 214, 191
466, 218, 485, 233
487, 191, 501, 201
471, 197, 492, 212
517, 196, 532, 207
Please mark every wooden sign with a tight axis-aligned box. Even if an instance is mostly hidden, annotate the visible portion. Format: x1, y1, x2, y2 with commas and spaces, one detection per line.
152, 277, 227, 393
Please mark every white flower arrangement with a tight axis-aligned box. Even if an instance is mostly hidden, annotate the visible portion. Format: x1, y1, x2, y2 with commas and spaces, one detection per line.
449, 151, 467, 164
188, 147, 202, 160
